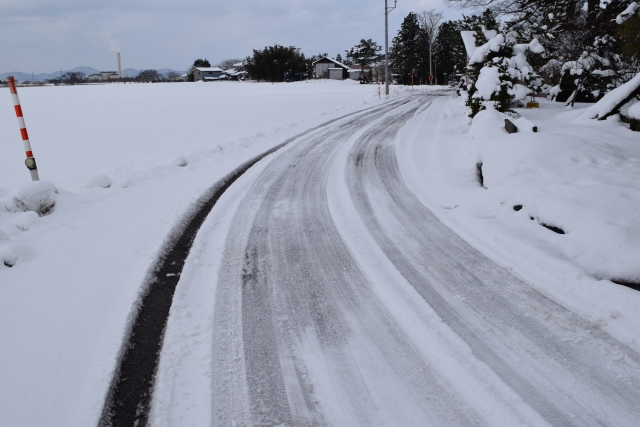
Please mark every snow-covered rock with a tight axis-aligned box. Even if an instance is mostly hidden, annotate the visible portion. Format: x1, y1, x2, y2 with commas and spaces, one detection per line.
82, 173, 111, 189
13, 181, 58, 216
173, 156, 188, 167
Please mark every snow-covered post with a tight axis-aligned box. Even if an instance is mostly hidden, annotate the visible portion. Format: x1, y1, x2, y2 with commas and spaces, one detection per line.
7, 77, 39, 181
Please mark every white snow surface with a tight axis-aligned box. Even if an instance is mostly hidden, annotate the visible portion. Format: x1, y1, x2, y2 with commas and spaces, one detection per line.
2, 82, 639, 425
0, 80, 397, 426
398, 98, 640, 342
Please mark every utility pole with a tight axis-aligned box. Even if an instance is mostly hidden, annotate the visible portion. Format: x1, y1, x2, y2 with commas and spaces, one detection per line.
384, 0, 396, 96
429, 39, 432, 85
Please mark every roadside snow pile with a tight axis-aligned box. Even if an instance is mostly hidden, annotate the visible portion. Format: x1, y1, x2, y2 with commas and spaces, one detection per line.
11, 181, 57, 216
467, 105, 640, 284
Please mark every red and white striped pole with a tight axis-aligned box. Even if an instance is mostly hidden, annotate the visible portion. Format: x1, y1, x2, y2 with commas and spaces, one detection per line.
7, 76, 39, 181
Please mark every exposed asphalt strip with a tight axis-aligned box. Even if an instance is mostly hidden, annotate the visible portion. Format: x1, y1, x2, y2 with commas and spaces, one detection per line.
98, 98, 405, 427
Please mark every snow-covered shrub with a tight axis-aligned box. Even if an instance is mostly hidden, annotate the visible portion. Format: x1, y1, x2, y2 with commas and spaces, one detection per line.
13, 181, 58, 216
560, 36, 620, 105
466, 34, 544, 117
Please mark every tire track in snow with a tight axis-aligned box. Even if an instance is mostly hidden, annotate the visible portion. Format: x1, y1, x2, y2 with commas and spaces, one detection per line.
345, 100, 640, 427
213, 96, 482, 427
99, 99, 403, 427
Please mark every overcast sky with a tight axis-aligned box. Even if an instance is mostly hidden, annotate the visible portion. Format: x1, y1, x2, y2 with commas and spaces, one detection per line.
0, 0, 466, 73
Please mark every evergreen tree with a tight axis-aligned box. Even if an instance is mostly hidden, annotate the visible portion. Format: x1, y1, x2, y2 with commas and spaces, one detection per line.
346, 39, 382, 83
244, 45, 306, 82
336, 53, 344, 64
390, 13, 424, 85
466, 34, 543, 116
434, 21, 467, 84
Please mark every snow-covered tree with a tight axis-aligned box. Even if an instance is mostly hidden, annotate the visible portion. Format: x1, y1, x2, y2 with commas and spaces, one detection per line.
466, 34, 544, 117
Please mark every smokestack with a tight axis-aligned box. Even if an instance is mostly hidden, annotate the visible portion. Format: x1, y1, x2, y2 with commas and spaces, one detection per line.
117, 52, 122, 78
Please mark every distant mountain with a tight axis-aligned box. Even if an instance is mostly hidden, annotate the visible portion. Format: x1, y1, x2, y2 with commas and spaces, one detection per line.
1, 66, 185, 82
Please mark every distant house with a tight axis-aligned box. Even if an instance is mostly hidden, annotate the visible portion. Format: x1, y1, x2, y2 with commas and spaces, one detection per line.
347, 55, 386, 82
193, 67, 224, 81
312, 57, 348, 79
87, 71, 120, 82
223, 62, 249, 81
347, 64, 372, 81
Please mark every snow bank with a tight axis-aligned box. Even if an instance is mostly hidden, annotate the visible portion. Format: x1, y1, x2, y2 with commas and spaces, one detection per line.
12, 181, 57, 216
409, 97, 640, 286
398, 96, 640, 365
468, 107, 506, 141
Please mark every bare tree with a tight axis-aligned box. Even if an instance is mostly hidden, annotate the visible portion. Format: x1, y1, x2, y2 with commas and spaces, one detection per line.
61, 71, 86, 85
165, 71, 182, 81
218, 58, 243, 70
417, 9, 444, 44
137, 69, 160, 82
417, 9, 443, 82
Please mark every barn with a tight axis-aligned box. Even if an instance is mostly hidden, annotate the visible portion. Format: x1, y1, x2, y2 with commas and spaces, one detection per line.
312, 57, 349, 80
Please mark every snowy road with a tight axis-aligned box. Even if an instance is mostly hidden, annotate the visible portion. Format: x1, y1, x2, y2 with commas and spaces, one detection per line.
157, 94, 640, 426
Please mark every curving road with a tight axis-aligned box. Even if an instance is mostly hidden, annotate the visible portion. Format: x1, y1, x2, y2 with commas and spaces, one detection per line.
206, 94, 640, 427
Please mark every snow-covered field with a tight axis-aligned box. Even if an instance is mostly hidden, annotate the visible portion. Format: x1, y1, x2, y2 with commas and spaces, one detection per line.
0, 80, 389, 425
1, 81, 639, 426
